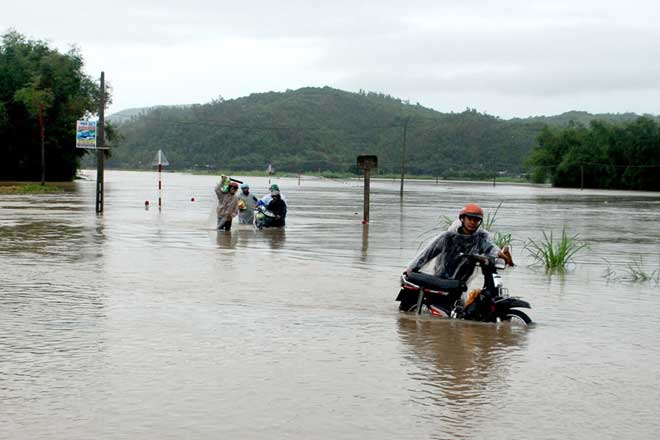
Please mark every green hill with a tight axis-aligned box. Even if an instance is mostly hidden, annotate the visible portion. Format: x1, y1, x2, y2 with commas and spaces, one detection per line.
512, 111, 657, 127
104, 87, 656, 178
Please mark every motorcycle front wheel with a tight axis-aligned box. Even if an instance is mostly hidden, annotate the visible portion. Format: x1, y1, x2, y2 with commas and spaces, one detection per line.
503, 309, 532, 327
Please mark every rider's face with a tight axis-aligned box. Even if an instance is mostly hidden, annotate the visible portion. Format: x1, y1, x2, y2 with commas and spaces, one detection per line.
461, 215, 481, 234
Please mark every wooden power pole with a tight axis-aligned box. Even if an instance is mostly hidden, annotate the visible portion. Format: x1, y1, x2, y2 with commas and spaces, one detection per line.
39, 102, 45, 185
95, 72, 105, 214
399, 117, 409, 197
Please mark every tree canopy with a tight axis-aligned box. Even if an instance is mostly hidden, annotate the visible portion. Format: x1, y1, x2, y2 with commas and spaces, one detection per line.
526, 118, 660, 191
0, 30, 104, 181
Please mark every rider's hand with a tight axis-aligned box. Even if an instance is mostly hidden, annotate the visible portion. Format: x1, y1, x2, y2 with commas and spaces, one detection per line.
500, 246, 514, 267
404, 267, 413, 276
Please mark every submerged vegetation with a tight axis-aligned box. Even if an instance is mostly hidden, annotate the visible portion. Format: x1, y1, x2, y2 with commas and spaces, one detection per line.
604, 256, 660, 285
525, 227, 588, 271
492, 232, 513, 249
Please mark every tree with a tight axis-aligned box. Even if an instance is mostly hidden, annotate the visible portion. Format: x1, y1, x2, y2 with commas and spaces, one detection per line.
526, 118, 660, 191
0, 30, 107, 181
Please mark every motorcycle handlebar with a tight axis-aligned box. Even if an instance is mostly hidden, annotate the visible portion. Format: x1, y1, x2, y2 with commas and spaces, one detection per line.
459, 253, 489, 264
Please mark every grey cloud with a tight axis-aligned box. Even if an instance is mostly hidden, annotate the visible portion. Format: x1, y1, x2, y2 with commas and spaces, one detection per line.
3, 0, 659, 116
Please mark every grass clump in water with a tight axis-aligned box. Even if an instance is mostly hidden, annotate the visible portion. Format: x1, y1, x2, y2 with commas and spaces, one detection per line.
603, 256, 659, 285
625, 256, 659, 284
493, 232, 512, 249
525, 226, 587, 271
482, 201, 502, 231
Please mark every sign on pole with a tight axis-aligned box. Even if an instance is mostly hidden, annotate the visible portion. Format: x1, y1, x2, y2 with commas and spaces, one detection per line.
357, 155, 378, 224
151, 149, 170, 167
76, 120, 101, 149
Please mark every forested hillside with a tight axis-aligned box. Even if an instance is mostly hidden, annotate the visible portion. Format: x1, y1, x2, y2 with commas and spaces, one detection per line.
527, 117, 660, 191
106, 87, 656, 178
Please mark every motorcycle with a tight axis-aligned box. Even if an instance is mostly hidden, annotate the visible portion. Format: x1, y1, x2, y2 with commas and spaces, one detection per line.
255, 203, 282, 230
396, 253, 532, 326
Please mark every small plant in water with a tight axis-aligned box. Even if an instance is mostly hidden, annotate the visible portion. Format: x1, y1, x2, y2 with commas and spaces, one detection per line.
440, 214, 454, 229
493, 232, 512, 249
525, 226, 588, 271
624, 256, 660, 284
482, 201, 503, 231
602, 258, 619, 283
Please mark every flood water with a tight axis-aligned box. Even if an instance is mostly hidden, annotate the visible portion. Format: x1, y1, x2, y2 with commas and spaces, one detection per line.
1, 170, 659, 439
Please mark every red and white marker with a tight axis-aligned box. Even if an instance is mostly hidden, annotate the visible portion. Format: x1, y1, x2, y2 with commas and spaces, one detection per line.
151, 149, 169, 210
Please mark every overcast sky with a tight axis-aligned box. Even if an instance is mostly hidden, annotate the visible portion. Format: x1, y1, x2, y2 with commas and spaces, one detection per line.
3, 0, 660, 118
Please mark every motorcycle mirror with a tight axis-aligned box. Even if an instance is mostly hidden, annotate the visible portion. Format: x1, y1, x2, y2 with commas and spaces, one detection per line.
494, 258, 506, 269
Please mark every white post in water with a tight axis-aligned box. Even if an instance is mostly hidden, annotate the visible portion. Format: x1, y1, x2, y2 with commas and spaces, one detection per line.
151, 149, 169, 210
267, 163, 274, 185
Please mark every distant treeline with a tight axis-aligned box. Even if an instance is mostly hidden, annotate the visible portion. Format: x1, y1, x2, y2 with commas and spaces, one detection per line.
106, 87, 658, 180
527, 118, 660, 191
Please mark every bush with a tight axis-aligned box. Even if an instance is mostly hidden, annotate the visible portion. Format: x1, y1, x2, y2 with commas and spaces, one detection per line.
525, 227, 587, 271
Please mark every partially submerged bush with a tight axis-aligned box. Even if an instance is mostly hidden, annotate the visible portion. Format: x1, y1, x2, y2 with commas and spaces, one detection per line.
625, 256, 659, 283
482, 201, 502, 231
525, 227, 588, 270
603, 256, 659, 285
493, 232, 512, 249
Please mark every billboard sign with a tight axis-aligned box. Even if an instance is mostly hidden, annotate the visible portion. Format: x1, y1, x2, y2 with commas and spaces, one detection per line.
76, 120, 99, 149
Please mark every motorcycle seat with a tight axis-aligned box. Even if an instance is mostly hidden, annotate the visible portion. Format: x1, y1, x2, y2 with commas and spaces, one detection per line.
407, 272, 466, 291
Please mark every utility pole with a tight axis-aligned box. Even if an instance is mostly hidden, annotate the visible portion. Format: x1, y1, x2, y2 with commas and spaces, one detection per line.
95, 72, 105, 214
39, 102, 45, 185
399, 116, 409, 197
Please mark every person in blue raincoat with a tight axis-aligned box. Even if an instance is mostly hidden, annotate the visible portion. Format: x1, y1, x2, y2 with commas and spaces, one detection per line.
237, 183, 259, 225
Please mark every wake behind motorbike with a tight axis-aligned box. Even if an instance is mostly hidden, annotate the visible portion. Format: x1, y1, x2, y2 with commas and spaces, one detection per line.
396, 253, 532, 326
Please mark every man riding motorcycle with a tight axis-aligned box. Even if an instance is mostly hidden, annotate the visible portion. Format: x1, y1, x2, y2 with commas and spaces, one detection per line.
404, 203, 513, 281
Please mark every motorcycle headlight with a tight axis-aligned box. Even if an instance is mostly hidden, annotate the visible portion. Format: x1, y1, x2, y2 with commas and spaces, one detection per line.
494, 258, 506, 269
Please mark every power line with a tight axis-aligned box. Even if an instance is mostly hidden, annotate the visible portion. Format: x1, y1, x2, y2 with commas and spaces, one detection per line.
579, 161, 660, 169
140, 116, 401, 132
531, 162, 660, 169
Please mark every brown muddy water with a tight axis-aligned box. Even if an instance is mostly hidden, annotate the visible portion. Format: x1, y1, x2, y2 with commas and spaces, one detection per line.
1, 170, 659, 439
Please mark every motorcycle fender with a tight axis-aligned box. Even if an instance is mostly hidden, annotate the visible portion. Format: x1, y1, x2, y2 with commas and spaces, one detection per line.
396, 289, 417, 302
497, 298, 531, 309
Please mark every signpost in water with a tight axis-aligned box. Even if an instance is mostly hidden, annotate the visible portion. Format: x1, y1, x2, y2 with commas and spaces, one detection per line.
151, 149, 169, 210
75, 72, 107, 213
357, 155, 378, 224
